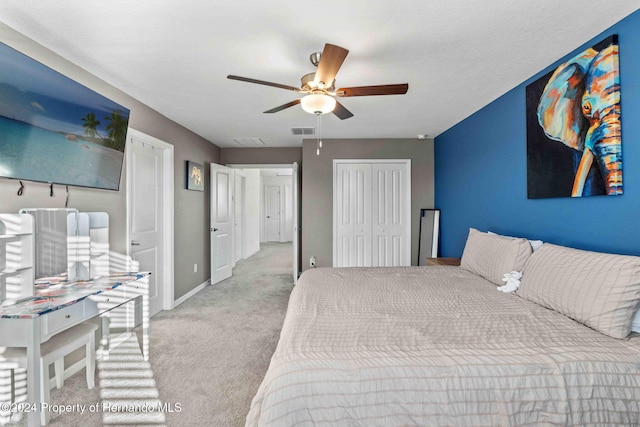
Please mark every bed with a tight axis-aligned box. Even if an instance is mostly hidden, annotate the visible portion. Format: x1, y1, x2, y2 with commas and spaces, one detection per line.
246, 229, 640, 426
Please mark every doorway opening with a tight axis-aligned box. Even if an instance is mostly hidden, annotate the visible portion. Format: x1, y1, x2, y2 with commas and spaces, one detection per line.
217, 163, 299, 284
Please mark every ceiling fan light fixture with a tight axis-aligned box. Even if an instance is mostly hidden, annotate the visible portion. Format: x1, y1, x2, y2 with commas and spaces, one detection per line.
301, 94, 336, 115
229, 43, 407, 122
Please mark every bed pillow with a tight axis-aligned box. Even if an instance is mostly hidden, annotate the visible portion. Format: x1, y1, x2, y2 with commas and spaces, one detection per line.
487, 231, 544, 251
460, 228, 533, 285
519, 243, 640, 339
632, 309, 640, 333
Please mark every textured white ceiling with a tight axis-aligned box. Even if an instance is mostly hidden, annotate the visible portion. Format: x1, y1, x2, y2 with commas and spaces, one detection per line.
0, 1, 638, 148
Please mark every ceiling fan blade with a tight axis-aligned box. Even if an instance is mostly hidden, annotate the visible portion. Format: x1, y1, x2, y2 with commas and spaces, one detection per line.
314, 44, 349, 89
227, 75, 301, 92
332, 100, 354, 120
264, 99, 301, 113
336, 83, 409, 97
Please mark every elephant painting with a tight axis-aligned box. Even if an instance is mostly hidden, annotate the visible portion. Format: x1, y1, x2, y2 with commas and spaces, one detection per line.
526, 35, 622, 198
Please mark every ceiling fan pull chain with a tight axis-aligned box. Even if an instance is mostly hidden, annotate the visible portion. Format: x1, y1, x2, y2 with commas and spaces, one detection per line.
316, 112, 321, 156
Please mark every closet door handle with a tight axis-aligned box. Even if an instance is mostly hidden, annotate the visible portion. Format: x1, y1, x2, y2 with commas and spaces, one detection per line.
131, 241, 141, 246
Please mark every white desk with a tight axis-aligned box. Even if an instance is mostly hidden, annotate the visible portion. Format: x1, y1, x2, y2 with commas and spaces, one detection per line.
0, 272, 150, 427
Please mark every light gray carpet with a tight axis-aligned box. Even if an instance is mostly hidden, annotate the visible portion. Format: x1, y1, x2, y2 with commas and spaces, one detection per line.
4, 242, 294, 427
149, 242, 294, 426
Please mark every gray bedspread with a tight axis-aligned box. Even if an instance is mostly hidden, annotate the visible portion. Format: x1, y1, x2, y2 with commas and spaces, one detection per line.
246, 266, 640, 426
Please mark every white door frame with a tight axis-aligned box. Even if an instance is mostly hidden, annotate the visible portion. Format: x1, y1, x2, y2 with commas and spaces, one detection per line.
292, 162, 299, 283
332, 159, 411, 267
126, 128, 175, 310
232, 169, 246, 266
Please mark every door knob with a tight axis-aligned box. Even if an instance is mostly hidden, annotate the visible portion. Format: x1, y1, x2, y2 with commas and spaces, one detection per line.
213, 228, 219, 232
266, 216, 271, 218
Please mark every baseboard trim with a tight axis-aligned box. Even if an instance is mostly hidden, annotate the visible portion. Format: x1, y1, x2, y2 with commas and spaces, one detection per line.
173, 279, 211, 308
244, 247, 260, 259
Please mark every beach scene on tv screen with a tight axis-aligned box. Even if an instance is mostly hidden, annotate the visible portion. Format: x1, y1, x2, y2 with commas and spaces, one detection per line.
0, 42, 130, 191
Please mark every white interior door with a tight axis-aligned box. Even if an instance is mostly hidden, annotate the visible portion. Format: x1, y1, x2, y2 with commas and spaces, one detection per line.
265, 185, 281, 242
127, 134, 165, 317
372, 163, 411, 266
211, 163, 233, 284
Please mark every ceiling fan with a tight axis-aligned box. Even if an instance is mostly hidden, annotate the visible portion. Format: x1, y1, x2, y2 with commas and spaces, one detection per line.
227, 43, 409, 120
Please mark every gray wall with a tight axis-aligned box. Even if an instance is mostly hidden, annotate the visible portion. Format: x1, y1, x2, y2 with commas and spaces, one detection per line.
221, 147, 302, 165
173, 141, 220, 299
0, 23, 220, 300
301, 138, 434, 271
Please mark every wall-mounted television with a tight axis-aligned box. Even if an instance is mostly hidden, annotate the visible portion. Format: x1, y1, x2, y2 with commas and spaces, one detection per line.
0, 41, 130, 191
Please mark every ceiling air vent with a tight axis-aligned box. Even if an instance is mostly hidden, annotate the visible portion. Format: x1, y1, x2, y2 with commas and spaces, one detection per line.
232, 137, 266, 146
291, 127, 315, 136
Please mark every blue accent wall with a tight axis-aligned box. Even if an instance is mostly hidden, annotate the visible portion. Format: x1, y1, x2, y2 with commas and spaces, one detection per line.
435, 10, 640, 257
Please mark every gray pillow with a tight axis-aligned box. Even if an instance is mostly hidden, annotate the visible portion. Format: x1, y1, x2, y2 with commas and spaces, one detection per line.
487, 231, 544, 251
460, 228, 533, 285
519, 243, 640, 339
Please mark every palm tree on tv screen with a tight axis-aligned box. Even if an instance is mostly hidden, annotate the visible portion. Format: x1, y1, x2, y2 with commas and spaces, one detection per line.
105, 109, 128, 151
81, 112, 101, 138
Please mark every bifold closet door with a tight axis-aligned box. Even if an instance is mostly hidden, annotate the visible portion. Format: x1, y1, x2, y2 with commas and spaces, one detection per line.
372, 163, 410, 267
335, 163, 372, 267
334, 160, 410, 268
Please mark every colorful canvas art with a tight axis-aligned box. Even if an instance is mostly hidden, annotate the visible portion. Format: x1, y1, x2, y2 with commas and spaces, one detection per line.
526, 35, 622, 199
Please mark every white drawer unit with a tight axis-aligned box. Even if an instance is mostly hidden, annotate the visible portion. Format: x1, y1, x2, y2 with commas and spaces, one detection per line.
41, 301, 86, 340
88, 288, 132, 312
88, 285, 143, 330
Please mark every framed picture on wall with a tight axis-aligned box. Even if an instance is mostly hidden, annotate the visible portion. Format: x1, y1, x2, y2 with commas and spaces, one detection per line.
526, 35, 622, 199
186, 161, 204, 191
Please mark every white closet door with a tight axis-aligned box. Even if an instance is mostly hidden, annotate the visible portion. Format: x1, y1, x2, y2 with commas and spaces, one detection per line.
335, 163, 371, 267
372, 163, 411, 266
334, 160, 411, 268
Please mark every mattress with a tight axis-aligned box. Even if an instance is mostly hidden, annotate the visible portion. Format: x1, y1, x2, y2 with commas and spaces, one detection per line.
246, 266, 640, 426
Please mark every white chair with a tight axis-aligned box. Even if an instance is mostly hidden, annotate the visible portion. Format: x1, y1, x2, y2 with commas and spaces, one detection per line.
0, 322, 98, 426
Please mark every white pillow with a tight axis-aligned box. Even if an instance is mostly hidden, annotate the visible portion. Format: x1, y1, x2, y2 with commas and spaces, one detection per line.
632, 309, 640, 333
488, 231, 544, 251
